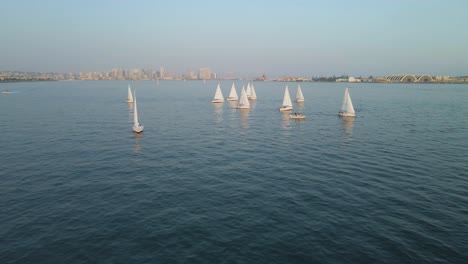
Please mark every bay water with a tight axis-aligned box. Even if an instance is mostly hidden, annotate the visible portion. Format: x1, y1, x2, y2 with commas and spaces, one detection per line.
0, 81, 467, 263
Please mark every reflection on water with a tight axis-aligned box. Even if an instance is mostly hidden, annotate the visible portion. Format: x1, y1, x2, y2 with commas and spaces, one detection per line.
281, 112, 291, 129
340, 116, 355, 138
295, 102, 304, 113
133, 132, 142, 153
227, 101, 237, 109
213, 103, 223, 123
238, 109, 249, 128
249, 100, 256, 110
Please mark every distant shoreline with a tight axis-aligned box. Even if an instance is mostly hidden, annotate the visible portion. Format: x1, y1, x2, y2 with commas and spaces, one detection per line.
0, 79, 57, 83
1, 79, 467, 84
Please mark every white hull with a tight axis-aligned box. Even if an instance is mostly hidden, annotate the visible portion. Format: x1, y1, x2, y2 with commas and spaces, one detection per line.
339, 111, 355, 117
248, 97, 257, 101
290, 114, 306, 119
126, 99, 133, 103
237, 105, 250, 109
294, 99, 304, 102
227, 97, 238, 101
211, 99, 224, 103
279, 106, 293, 111
133, 125, 144, 133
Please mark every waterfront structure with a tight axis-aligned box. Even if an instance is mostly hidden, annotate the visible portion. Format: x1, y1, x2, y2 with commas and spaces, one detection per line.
385, 74, 434, 83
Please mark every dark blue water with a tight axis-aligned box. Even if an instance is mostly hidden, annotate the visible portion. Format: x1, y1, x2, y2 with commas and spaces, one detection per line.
1, 81, 467, 263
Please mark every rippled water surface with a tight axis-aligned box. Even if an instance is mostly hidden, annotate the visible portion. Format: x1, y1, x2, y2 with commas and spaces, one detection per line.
1, 81, 467, 263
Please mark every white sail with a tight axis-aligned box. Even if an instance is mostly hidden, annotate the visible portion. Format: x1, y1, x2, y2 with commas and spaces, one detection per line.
212, 84, 224, 102
249, 84, 257, 100
295, 85, 304, 102
282, 86, 293, 107
279, 86, 293, 111
246, 83, 252, 97
341, 88, 355, 113
227, 83, 238, 100
127, 84, 134, 102
133, 90, 144, 132
339, 88, 355, 117
237, 86, 250, 109
133, 91, 139, 127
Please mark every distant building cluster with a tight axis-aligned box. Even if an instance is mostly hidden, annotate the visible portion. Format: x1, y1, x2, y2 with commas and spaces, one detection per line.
0, 71, 74, 82
0, 67, 219, 82
79, 67, 217, 81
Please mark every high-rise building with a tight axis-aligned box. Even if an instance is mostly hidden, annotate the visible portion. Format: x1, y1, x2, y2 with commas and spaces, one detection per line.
185, 70, 197, 80
129, 68, 143, 80
159, 67, 165, 79
199, 67, 211, 80
145, 68, 153, 80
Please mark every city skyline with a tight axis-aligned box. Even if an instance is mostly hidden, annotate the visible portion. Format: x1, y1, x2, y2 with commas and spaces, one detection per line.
1, 0, 468, 77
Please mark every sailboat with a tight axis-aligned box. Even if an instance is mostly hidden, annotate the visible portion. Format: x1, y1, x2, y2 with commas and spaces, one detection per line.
249, 84, 257, 100
212, 84, 225, 103
126, 84, 134, 103
294, 85, 304, 102
236, 86, 250, 109
290, 112, 306, 119
246, 83, 252, 98
279, 86, 293, 111
339, 87, 356, 117
227, 83, 238, 101
132, 90, 144, 133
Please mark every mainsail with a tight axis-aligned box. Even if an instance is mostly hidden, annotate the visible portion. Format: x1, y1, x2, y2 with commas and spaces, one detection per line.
341, 88, 355, 114
127, 84, 134, 102
213, 84, 224, 102
295, 85, 304, 102
133, 91, 139, 127
282, 86, 292, 107
228, 83, 238, 99
237, 86, 250, 108
250, 84, 257, 99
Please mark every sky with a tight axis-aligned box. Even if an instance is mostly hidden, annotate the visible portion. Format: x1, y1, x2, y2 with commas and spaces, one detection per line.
1, 0, 467, 77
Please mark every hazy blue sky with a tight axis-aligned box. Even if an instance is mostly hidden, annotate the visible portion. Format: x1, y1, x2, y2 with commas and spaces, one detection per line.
1, 0, 467, 77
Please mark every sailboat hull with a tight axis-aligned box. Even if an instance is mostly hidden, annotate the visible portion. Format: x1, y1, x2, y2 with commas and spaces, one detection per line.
236, 105, 250, 109
227, 97, 238, 101
211, 99, 224, 103
279, 106, 293, 111
133, 126, 144, 133
294, 99, 304, 102
290, 114, 306, 119
338, 111, 355, 117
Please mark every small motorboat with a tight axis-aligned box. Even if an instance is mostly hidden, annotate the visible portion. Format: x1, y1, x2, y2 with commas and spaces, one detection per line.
290, 113, 306, 119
